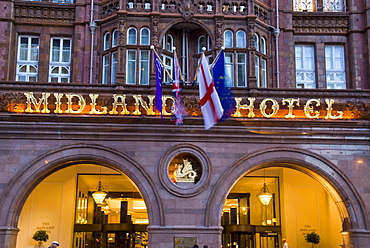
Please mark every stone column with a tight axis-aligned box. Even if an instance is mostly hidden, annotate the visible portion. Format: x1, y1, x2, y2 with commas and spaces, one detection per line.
341, 229, 370, 248
0, 226, 19, 248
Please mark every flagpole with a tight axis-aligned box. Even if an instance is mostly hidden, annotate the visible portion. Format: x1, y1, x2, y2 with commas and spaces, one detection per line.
210, 46, 225, 70
150, 45, 173, 81
193, 47, 207, 82
172, 47, 184, 81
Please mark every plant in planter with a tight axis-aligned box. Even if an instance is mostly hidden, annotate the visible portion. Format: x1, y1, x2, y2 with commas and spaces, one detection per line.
305, 232, 320, 248
32, 229, 49, 248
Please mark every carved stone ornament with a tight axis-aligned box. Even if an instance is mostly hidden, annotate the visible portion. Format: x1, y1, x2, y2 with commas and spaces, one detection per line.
173, 159, 197, 183
179, 0, 194, 21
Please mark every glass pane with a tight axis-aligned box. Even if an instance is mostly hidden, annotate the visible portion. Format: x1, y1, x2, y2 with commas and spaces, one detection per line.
236, 31, 246, 48
50, 77, 59, 82
140, 51, 149, 85
61, 67, 69, 74
19, 65, 27, 72
224, 31, 233, 48
30, 38, 39, 61
52, 67, 59, 73
112, 31, 118, 47
128, 29, 137, 45
104, 33, 110, 50
52, 39, 61, 62
30, 65, 37, 73
62, 40, 71, 62
61, 77, 69, 83
141, 29, 150, 45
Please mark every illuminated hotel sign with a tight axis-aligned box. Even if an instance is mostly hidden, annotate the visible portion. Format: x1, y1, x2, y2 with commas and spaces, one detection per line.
1, 91, 367, 120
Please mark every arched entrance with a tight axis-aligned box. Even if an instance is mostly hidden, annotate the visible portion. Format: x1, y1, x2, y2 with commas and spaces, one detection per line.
221, 167, 343, 248
206, 147, 370, 248
0, 144, 163, 248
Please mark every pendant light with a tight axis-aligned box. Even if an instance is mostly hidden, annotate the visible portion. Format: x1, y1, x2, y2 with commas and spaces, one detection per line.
92, 166, 108, 205
257, 169, 272, 206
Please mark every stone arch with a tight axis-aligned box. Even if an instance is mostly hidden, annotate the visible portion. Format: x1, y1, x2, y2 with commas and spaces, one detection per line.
205, 146, 369, 233
159, 19, 214, 47
0, 143, 164, 230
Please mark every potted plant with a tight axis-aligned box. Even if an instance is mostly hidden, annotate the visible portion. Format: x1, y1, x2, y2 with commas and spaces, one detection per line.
305, 231, 320, 248
32, 229, 49, 248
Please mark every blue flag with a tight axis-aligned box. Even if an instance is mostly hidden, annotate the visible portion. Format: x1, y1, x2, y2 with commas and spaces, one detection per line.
212, 50, 235, 119
154, 52, 163, 119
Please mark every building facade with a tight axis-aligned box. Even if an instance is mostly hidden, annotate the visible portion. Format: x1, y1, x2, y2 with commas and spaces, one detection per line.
0, 0, 369, 247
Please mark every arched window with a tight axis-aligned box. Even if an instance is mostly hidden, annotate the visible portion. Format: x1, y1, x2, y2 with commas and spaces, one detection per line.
104, 32, 110, 50
236, 30, 246, 48
254, 34, 259, 52
127, 27, 137, 45
224, 30, 233, 48
112, 30, 118, 47
260, 37, 266, 54
140, 28, 150, 45
198, 35, 206, 53
166, 34, 174, 52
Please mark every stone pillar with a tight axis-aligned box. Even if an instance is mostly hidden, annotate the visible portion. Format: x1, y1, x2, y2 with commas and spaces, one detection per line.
341, 229, 370, 248
0, 226, 19, 248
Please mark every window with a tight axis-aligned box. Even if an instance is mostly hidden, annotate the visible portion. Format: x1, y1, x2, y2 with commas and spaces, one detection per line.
293, 0, 345, 12
162, 55, 173, 83
254, 34, 259, 52
102, 55, 109, 84
260, 37, 266, 54
104, 33, 111, 50
325, 45, 346, 89
49, 38, 71, 83
111, 52, 118, 84
140, 28, 150, 45
237, 53, 247, 87
140, 51, 150, 85
224, 30, 233, 48
236, 30, 246, 48
198, 36, 206, 53
225, 53, 234, 87
261, 59, 267, 87
124, 27, 151, 85
126, 50, 137, 84
112, 30, 118, 47
223, 31, 247, 87
295, 45, 315, 88
127, 28, 137, 45
16, 36, 39, 82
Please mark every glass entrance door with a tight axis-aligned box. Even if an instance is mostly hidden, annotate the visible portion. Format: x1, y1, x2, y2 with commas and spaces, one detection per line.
260, 234, 278, 248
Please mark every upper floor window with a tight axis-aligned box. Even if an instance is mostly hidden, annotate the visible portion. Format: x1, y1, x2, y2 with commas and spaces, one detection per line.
224, 30, 233, 48
140, 28, 150, 45
260, 37, 266, 54
293, 0, 346, 12
16, 36, 39, 82
104, 32, 111, 50
49, 38, 71, 83
325, 45, 346, 89
254, 34, 260, 52
295, 45, 315, 88
236, 30, 246, 48
127, 28, 137, 45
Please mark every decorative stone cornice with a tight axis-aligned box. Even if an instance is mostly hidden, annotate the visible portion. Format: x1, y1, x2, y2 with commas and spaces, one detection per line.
293, 14, 349, 34
14, 3, 75, 25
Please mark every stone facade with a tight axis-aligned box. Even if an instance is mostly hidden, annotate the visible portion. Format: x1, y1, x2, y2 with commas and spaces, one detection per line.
0, 0, 369, 247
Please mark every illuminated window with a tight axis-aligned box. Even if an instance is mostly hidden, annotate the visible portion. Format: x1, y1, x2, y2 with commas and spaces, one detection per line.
49, 38, 71, 83
325, 45, 346, 89
16, 36, 39, 82
293, 0, 345, 12
140, 51, 150, 85
295, 45, 316, 88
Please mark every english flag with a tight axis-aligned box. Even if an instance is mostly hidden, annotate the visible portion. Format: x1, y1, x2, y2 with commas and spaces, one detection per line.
197, 53, 224, 129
